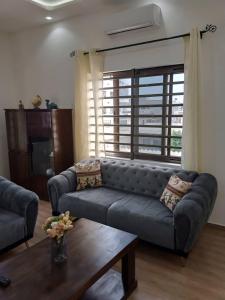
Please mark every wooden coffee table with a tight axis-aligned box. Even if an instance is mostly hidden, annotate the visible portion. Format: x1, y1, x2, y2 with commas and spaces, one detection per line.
0, 218, 138, 300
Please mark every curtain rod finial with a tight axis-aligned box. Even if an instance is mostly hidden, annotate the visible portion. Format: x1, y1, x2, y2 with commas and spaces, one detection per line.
205, 24, 217, 33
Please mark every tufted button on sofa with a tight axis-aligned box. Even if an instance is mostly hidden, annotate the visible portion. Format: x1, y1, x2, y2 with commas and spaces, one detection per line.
48, 159, 217, 255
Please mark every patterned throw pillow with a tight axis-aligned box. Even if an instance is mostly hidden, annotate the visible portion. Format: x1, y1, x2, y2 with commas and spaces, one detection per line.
160, 175, 192, 211
75, 160, 102, 191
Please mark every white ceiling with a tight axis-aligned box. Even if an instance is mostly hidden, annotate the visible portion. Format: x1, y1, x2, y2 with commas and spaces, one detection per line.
0, 0, 146, 33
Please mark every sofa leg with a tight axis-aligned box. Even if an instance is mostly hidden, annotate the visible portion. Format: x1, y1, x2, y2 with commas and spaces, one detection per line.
180, 256, 187, 267
175, 250, 189, 266
25, 241, 30, 249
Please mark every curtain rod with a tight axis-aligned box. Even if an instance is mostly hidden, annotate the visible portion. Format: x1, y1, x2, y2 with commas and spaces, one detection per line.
70, 24, 217, 58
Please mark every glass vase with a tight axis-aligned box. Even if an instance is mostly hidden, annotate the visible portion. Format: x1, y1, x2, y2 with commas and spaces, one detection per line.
51, 236, 67, 264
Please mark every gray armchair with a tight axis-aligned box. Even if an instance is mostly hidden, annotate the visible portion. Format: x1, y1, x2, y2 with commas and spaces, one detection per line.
0, 177, 39, 252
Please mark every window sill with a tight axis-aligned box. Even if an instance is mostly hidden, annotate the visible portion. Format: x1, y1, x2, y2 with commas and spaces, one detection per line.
103, 156, 182, 170
134, 159, 182, 170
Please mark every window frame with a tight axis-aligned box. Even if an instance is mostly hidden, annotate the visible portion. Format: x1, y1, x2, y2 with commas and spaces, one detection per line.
101, 64, 184, 164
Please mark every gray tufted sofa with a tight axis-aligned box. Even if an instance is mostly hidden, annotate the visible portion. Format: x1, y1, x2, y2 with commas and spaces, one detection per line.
0, 177, 39, 252
48, 159, 217, 255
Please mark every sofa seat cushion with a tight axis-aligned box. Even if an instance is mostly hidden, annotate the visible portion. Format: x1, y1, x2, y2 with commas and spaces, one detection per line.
58, 187, 128, 224
107, 194, 175, 250
0, 208, 25, 251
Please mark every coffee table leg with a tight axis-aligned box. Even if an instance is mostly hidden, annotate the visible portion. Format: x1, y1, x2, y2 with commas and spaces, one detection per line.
122, 248, 137, 299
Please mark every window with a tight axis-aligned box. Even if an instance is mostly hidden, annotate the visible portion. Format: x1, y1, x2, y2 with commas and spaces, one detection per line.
100, 65, 184, 163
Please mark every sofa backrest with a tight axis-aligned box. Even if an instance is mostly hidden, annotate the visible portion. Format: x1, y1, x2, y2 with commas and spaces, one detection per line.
101, 159, 198, 199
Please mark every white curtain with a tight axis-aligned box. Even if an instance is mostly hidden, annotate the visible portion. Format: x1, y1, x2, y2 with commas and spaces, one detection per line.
74, 50, 104, 162
182, 28, 201, 171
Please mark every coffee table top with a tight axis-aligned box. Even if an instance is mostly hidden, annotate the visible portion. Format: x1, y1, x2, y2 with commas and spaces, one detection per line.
0, 218, 138, 300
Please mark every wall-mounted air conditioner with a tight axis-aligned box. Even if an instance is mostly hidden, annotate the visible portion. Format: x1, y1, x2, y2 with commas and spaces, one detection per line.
105, 4, 161, 36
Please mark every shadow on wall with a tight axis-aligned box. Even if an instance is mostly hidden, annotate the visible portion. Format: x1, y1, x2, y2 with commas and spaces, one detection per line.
0, 110, 9, 178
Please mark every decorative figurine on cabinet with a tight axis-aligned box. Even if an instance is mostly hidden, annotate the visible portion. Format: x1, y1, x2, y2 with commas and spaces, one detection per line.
18, 100, 24, 110
45, 99, 58, 109
32, 95, 42, 109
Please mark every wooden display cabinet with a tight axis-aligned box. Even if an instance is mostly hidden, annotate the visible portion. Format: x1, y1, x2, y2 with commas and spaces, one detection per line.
5, 109, 74, 200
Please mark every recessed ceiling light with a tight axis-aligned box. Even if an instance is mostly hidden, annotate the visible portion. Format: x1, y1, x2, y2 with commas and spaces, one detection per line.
29, 0, 79, 11
45, 16, 53, 20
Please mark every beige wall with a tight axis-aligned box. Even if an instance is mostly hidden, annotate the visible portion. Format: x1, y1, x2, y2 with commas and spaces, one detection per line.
0, 33, 17, 178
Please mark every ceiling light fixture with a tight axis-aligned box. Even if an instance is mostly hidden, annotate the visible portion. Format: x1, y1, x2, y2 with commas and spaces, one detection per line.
29, 0, 78, 11
45, 16, 53, 20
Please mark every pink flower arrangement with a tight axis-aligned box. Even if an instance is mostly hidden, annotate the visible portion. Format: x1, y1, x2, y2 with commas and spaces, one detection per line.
42, 211, 74, 240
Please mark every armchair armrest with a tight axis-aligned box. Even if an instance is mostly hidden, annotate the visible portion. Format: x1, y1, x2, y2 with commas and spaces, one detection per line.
173, 173, 217, 254
0, 177, 39, 238
48, 167, 76, 215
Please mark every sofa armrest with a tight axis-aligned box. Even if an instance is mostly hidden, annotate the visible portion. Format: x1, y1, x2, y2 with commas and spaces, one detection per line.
173, 173, 217, 253
0, 177, 39, 238
48, 167, 76, 215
